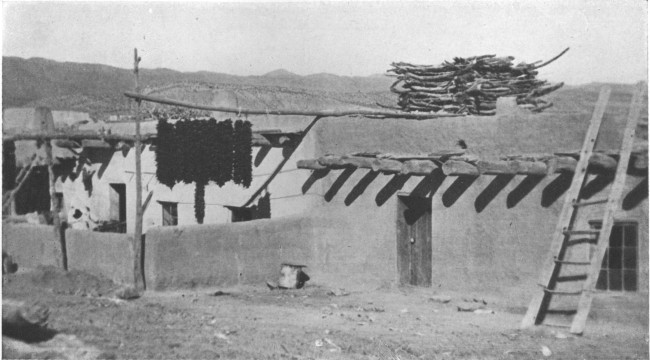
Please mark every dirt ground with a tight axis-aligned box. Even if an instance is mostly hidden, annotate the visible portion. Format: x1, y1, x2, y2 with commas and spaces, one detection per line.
2, 266, 648, 360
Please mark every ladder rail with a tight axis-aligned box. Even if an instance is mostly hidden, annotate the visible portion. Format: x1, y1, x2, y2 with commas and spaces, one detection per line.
521, 86, 612, 329
570, 82, 645, 335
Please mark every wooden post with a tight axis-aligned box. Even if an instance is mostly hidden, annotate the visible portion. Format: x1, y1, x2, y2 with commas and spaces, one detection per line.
37, 107, 66, 270
132, 49, 145, 291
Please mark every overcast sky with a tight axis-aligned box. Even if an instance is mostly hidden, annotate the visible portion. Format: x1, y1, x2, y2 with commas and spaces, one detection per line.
2, 1, 647, 84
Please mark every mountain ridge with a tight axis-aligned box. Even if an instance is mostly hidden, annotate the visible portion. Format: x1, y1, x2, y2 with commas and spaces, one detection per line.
2, 56, 646, 119
2, 56, 395, 114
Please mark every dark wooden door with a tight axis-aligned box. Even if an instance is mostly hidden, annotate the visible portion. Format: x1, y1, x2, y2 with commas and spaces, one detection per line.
397, 195, 432, 286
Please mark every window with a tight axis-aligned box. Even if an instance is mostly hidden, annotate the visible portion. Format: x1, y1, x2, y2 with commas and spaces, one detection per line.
230, 207, 254, 223
228, 192, 271, 223
160, 202, 178, 226
590, 221, 638, 292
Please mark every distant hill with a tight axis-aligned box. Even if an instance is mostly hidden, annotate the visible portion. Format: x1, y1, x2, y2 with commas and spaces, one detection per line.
2, 56, 646, 125
2, 56, 394, 115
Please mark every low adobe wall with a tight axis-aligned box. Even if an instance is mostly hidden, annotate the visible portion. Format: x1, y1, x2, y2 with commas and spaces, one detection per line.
65, 229, 134, 285
2, 224, 59, 269
144, 216, 313, 290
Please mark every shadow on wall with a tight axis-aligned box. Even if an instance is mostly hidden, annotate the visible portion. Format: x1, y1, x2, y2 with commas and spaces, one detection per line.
376, 174, 410, 206
507, 175, 544, 208
580, 175, 614, 199
344, 170, 379, 206
324, 167, 356, 202
82, 148, 113, 180
411, 169, 446, 198
475, 174, 515, 213
54, 158, 78, 183
442, 175, 477, 207
541, 173, 573, 207
401, 195, 432, 225
623, 177, 648, 210
302, 169, 330, 194
254, 146, 272, 167
308, 168, 647, 212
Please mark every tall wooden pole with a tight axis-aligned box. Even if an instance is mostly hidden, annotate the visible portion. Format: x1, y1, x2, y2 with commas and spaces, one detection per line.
38, 107, 66, 270
132, 49, 145, 290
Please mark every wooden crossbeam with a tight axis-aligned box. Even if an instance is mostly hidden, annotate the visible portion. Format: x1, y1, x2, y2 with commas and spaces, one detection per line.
3, 130, 297, 148
123, 91, 465, 120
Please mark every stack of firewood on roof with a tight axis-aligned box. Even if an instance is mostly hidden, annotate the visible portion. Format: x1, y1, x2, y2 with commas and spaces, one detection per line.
386, 48, 569, 116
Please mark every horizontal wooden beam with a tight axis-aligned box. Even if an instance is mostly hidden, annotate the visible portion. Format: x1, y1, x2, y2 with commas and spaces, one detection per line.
297, 159, 327, 170
401, 160, 437, 175
3, 132, 154, 142
371, 158, 403, 173
123, 91, 464, 119
441, 160, 480, 176
340, 156, 376, 169
372, 150, 465, 161
298, 150, 648, 176
318, 155, 350, 169
4, 131, 289, 148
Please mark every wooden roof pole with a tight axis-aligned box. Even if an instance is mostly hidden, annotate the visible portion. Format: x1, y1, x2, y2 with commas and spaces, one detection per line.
2, 131, 285, 148
132, 49, 145, 291
123, 91, 464, 120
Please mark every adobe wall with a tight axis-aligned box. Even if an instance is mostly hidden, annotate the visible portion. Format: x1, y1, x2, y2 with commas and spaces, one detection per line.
1, 224, 59, 269
65, 229, 134, 285
144, 216, 313, 290
123, 115, 320, 232
298, 99, 649, 303
299, 164, 648, 302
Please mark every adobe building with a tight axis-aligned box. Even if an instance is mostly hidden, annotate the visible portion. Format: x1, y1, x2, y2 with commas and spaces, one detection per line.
2, 85, 647, 322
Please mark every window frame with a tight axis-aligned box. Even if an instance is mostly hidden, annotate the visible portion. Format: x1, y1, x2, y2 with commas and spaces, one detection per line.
160, 201, 178, 226
589, 220, 638, 292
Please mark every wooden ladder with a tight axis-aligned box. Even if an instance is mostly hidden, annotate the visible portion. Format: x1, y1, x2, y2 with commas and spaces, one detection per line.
521, 82, 645, 334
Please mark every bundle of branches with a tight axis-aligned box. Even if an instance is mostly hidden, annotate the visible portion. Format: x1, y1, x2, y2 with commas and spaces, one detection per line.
153, 116, 253, 224
148, 106, 211, 120
386, 48, 569, 115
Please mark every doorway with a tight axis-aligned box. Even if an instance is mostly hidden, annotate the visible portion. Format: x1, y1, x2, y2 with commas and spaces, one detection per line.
109, 183, 126, 232
397, 195, 432, 286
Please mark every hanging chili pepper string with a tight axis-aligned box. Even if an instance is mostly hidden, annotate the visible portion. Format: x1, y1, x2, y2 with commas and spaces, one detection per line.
232, 120, 253, 188
194, 181, 206, 224
154, 117, 176, 189
214, 119, 233, 187
153, 110, 253, 223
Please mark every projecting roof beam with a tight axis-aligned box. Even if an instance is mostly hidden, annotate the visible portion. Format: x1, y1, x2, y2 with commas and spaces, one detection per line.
297, 152, 647, 177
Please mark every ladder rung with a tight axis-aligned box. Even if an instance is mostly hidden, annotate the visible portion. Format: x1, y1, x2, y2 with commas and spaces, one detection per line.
538, 286, 582, 296
566, 237, 598, 246
543, 321, 571, 328
554, 259, 591, 265
572, 198, 608, 207
563, 229, 600, 236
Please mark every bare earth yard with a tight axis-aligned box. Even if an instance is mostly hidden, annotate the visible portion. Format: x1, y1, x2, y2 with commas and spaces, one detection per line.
2, 267, 648, 359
